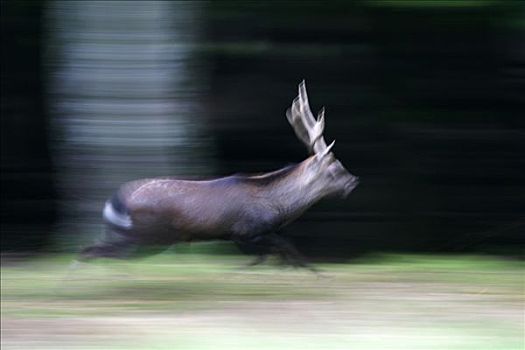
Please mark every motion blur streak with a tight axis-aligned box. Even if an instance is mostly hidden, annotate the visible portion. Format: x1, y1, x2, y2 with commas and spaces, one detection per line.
46, 1, 215, 248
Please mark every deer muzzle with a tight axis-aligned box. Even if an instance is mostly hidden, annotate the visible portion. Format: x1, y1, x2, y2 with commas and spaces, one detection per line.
343, 175, 359, 198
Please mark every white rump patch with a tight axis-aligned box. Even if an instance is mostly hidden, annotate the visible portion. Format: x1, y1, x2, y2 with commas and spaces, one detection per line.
103, 200, 132, 229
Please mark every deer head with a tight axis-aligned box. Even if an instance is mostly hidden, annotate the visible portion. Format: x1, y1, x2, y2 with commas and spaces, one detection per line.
286, 81, 359, 198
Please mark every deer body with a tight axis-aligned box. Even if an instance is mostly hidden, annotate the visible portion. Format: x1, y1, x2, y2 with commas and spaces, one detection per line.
80, 82, 359, 268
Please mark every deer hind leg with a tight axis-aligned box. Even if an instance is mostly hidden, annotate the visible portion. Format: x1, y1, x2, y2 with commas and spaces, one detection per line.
78, 236, 137, 262
56, 236, 137, 291
77, 223, 156, 262
78, 229, 174, 263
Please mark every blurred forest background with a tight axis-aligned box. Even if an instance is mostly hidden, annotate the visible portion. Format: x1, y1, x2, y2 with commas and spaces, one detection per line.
1, 0, 524, 258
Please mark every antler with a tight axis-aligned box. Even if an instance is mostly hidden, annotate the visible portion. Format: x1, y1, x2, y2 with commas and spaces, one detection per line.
286, 80, 332, 155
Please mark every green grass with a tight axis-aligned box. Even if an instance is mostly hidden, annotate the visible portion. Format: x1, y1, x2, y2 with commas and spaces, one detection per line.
2, 253, 524, 350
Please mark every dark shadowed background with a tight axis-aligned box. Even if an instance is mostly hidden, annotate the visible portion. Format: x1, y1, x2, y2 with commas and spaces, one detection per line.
1, 0, 524, 258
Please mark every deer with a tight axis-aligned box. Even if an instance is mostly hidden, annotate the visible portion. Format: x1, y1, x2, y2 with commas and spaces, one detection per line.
78, 81, 359, 270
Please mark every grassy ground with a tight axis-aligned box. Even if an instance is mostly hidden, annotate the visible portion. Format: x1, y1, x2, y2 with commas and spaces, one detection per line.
1, 250, 523, 350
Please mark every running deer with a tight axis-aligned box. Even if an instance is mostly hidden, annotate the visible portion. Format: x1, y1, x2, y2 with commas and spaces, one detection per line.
79, 81, 359, 269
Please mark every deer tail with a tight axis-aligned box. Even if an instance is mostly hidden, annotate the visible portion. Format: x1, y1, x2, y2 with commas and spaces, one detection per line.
103, 193, 132, 230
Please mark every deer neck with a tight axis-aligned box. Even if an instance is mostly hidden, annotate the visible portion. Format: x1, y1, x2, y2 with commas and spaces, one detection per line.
265, 157, 326, 217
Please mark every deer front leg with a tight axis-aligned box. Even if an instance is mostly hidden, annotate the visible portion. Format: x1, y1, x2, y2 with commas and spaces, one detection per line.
233, 233, 316, 271
265, 233, 318, 272
233, 235, 270, 266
